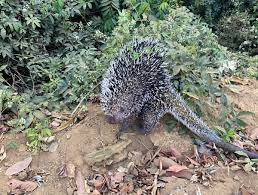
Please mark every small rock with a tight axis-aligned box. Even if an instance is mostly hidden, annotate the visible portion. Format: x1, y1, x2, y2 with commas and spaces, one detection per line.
233, 175, 240, 181
46, 136, 55, 143
4, 162, 10, 167
67, 163, 76, 178
66, 187, 74, 195
230, 165, 241, 171
203, 181, 210, 186
54, 118, 63, 123
18, 145, 27, 152
18, 171, 28, 180
66, 132, 71, 140
41, 144, 49, 152
48, 142, 59, 153
92, 190, 101, 195
188, 164, 194, 169
50, 121, 60, 129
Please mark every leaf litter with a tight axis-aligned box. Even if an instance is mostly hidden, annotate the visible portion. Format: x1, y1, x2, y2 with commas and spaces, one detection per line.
5, 156, 32, 176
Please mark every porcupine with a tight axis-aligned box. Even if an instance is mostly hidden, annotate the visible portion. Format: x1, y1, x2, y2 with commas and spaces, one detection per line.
100, 38, 258, 159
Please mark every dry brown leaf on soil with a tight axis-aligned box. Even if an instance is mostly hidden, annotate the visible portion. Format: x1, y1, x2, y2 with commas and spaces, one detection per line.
75, 170, 86, 195
91, 189, 101, 195
153, 157, 177, 169
120, 181, 134, 193
167, 164, 188, 173
166, 163, 192, 180
166, 169, 193, 180
88, 174, 106, 190
169, 147, 182, 159
5, 156, 32, 176
84, 139, 131, 166
50, 120, 60, 129
240, 187, 255, 195
161, 146, 182, 159
0, 145, 6, 162
110, 172, 125, 188
67, 163, 76, 178
250, 127, 258, 140
186, 156, 200, 166
57, 164, 68, 178
7, 179, 38, 194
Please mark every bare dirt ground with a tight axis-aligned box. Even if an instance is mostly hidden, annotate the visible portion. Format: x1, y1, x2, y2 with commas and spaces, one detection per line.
0, 79, 258, 195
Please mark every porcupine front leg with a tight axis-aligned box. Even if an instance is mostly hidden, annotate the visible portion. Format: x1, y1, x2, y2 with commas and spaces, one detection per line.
139, 100, 165, 134
116, 117, 136, 139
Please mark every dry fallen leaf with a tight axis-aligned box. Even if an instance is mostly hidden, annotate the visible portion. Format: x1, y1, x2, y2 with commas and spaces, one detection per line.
88, 174, 105, 190
110, 172, 125, 188
5, 157, 32, 176
67, 163, 76, 178
8, 179, 38, 194
240, 187, 255, 195
170, 147, 182, 159
167, 164, 188, 173
166, 163, 192, 179
91, 189, 101, 195
166, 169, 193, 179
120, 181, 134, 193
57, 164, 68, 178
50, 120, 60, 128
75, 170, 86, 195
153, 157, 177, 169
250, 128, 258, 140
186, 156, 200, 166
0, 145, 6, 162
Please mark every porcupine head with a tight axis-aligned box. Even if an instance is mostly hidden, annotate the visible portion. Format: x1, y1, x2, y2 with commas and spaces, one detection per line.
100, 64, 146, 125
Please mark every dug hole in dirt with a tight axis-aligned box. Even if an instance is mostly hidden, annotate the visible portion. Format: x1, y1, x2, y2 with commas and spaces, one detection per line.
1, 79, 258, 195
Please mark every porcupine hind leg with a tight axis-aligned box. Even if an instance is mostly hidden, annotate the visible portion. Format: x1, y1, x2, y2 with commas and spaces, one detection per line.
138, 100, 165, 134
116, 116, 138, 139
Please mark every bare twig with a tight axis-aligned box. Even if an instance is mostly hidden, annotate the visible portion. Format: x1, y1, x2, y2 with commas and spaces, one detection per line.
70, 82, 101, 117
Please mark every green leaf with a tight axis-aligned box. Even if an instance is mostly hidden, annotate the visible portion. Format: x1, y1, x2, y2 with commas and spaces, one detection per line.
220, 94, 228, 106
1, 28, 6, 39
234, 150, 249, 158
237, 111, 254, 117
24, 114, 34, 128
243, 162, 253, 172
236, 118, 248, 127
33, 110, 46, 120
0, 65, 7, 71
251, 158, 258, 163
54, 0, 64, 13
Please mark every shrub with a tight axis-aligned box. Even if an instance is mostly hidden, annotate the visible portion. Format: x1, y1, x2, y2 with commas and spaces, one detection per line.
216, 12, 258, 55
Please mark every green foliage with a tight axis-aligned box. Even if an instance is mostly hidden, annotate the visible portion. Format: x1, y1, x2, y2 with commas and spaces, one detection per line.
6, 140, 19, 150
182, 0, 229, 25
25, 123, 52, 151
216, 12, 258, 55
0, 0, 105, 104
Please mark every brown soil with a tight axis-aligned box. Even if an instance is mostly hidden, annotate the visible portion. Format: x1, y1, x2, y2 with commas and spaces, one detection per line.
1, 79, 258, 195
